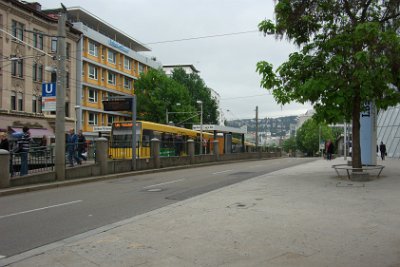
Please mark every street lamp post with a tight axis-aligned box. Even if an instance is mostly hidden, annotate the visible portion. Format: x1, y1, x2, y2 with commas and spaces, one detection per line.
197, 100, 203, 154
166, 103, 181, 124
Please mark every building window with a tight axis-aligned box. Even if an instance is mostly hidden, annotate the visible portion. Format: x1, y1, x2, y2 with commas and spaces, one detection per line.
51, 72, 57, 83
38, 96, 42, 113
88, 89, 98, 103
17, 93, 23, 111
66, 43, 71, 59
38, 65, 43, 81
32, 63, 43, 82
108, 71, 116, 85
123, 76, 132, 89
124, 56, 131, 70
88, 112, 98, 125
12, 20, 24, 40
11, 59, 23, 78
32, 95, 37, 113
88, 40, 98, 57
66, 71, 70, 88
11, 91, 16, 110
108, 49, 116, 64
65, 101, 70, 117
108, 115, 114, 126
138, 63, 145, 74
88, 64, 98, 80
33, 30, 43, 49
51, 37, 57, 52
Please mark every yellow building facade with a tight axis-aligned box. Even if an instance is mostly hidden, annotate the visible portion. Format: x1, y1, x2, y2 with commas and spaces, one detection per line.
64, 7, 161, 139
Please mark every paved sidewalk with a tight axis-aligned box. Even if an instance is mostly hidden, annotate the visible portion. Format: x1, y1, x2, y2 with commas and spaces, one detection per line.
2, 157, 400, 267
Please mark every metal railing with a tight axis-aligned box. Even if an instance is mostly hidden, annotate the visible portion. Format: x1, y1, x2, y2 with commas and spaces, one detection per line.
10, 146, 54, 177
9, 142, 96, 177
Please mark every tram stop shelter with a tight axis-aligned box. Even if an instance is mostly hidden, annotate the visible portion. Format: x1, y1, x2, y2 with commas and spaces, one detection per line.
192, 124, 247, 154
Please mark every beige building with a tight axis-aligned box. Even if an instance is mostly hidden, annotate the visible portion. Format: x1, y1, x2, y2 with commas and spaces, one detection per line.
1, 1, 161, 141
0, 0, 80, 141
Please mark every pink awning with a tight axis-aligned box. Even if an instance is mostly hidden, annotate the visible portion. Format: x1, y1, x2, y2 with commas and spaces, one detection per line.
12, 128, 54, 138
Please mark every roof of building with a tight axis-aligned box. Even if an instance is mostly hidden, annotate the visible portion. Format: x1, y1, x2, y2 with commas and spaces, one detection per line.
163, 64, 200, 73
4, 0, 57, 22
43, 6, 151, 52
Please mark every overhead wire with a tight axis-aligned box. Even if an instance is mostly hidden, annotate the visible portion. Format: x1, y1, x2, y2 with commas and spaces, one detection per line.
1, 26, 272, 106
144, 30, 259, 45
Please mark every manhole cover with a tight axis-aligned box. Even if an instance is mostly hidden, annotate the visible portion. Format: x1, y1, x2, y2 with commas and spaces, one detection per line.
147, 188, 163, 192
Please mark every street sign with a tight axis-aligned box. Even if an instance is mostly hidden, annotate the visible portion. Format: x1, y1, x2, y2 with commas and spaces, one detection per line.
42, 83, 56, 111
42, 83, 56, 97
103, 99, 132, 111
93, 126, 112, 132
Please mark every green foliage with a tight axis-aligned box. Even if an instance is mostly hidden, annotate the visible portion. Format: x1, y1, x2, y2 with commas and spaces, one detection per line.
295, 119, 333, 156
135, 69, 195, 123
171, 68, 219, 124
258, 0, 400, 167
135, 68, 220, 126
282, 136, 297, 153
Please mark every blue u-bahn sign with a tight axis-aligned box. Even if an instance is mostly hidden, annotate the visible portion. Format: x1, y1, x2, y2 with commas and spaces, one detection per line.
42, 83, 56, 111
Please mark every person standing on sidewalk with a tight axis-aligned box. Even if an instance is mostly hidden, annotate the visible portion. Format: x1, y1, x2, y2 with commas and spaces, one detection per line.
66, 128, 81, 167
12, 126, 31, 176
379, 141, 387, 160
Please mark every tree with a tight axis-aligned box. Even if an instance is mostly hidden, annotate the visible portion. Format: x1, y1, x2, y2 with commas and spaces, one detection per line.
171, 68, 220, 124
135, 69, 195, 124
282, 136, 297, 154
257, 1, 400, 168
296, 118, 334, 156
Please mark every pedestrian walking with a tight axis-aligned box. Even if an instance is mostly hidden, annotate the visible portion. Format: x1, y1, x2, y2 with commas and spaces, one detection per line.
77, 130, 87, 162
379, 141, 387, 160
66, 128, 81, 166
326, 140, 334, 160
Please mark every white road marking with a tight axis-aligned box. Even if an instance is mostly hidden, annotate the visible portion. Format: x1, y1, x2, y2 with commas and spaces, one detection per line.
0, 200, 82, 220
248, 165, 262, 168
0, 255, 5, 259
143, 179, 185, 189
212, 169, 234, 175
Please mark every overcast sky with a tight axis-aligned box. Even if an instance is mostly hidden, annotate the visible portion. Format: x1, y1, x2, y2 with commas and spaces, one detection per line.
39, 0, 312, 120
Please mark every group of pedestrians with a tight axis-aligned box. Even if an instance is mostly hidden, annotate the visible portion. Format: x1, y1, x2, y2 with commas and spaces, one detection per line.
66, 128, 87, 167
0, 126, 89, 176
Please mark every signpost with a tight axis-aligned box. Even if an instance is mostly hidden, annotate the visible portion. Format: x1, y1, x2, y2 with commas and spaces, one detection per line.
360, 102, 377, 165
103, 96, 137, 170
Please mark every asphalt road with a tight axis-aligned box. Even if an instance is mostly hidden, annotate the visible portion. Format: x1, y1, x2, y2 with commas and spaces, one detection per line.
0, 157, 316, 258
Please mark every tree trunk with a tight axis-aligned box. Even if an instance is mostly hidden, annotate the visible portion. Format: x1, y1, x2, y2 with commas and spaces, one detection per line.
352, 91, 362, 169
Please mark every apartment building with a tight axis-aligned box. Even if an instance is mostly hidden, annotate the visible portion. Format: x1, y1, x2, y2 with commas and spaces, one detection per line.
0, 0, 80, 140
45, 7, 161, 139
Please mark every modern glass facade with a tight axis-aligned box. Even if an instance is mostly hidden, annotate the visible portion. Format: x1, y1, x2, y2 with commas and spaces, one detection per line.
377, 105, 400, 158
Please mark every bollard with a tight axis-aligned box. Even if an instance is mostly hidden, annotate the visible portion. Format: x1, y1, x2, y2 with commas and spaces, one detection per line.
95, 137, 108, 175
151, 138, 160, 169
213, 140, 219, 161
187, 139, 195, 164
0, 149, 10, 188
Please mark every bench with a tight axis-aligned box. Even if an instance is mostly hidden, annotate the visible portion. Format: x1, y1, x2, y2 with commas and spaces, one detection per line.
332, 164, 384, 180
